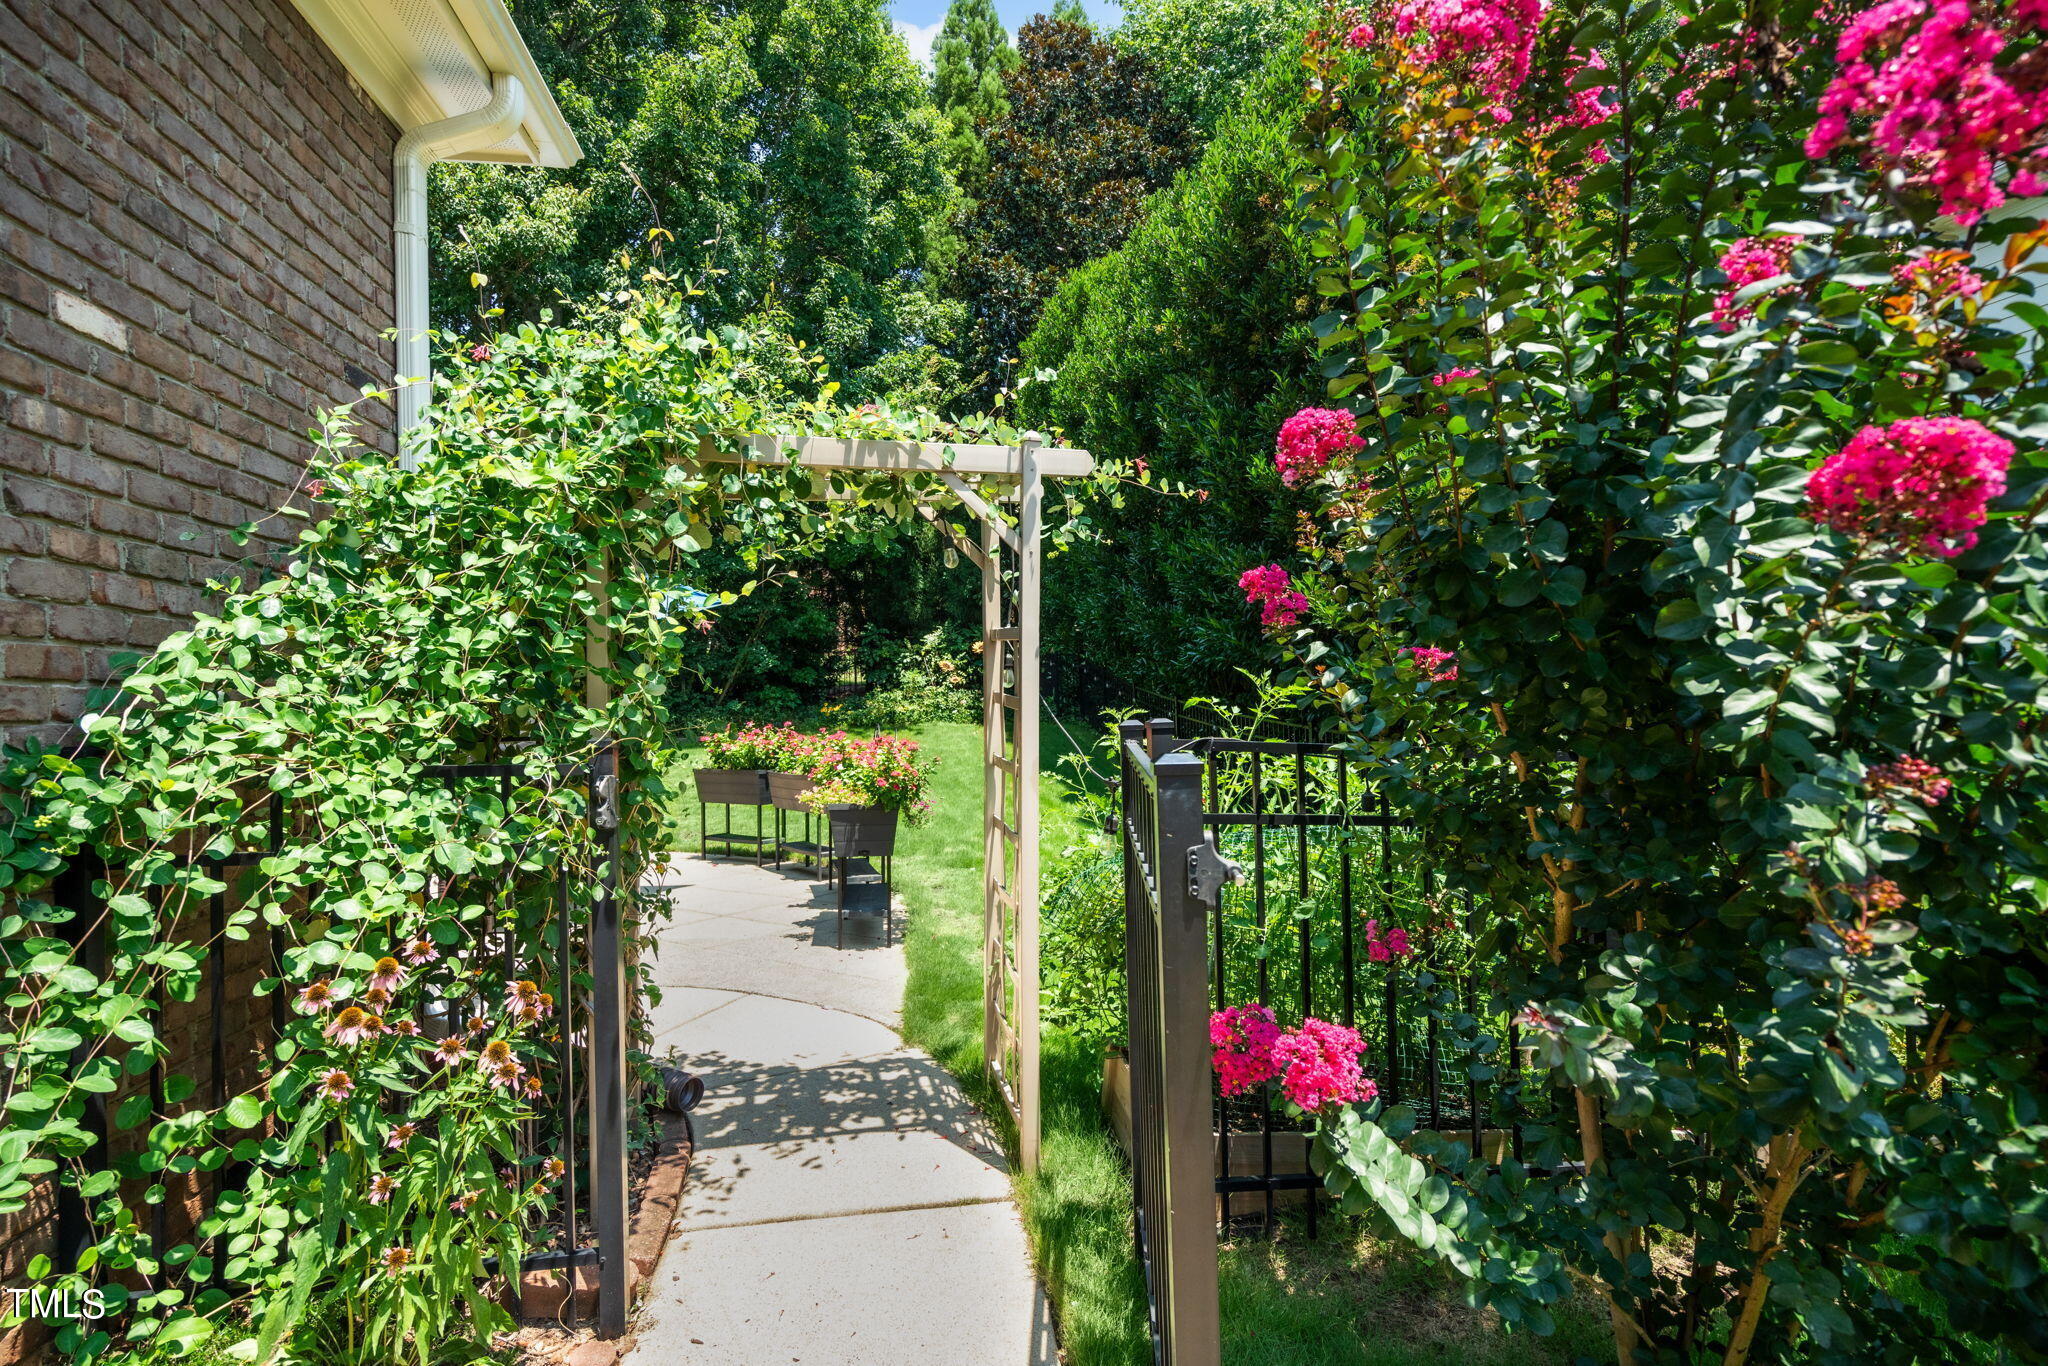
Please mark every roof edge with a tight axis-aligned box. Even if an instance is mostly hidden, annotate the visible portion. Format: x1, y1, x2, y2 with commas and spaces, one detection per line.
290, 0, 583, 169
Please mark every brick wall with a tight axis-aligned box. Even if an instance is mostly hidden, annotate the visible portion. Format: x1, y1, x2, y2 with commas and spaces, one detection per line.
0, 0, 398, 748
0, 0, 398, 1351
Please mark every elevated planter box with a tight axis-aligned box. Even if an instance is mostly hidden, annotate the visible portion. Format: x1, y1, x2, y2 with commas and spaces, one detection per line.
693, 766, 770, 806
826, 804, 898, 947
766, 770, 813, 810
768, 771, 826, 872
692, 767, 771, 862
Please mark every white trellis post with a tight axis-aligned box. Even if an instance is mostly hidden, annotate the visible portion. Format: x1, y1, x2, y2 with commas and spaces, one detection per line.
694, 434, 1087, 1173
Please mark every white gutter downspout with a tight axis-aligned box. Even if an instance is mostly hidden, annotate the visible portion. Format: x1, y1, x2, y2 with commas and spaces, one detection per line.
393, 72, 527, 468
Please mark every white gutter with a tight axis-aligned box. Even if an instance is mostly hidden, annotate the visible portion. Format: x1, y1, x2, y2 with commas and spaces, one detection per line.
393, 72, 527, 467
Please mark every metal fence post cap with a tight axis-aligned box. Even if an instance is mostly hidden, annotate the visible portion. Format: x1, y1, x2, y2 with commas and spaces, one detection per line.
1149, 716, 1175, 733
1156, 751, 1202, 783
1118, 719, 1146, 739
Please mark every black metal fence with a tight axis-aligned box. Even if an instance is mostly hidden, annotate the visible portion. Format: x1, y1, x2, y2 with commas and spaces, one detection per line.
1119, 716, 1547, 1365
46, 744, 634, 1337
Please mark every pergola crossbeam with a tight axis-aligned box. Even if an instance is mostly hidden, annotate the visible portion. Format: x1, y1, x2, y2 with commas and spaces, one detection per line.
937, 472, 1019, 552
703, 433, 1093, 480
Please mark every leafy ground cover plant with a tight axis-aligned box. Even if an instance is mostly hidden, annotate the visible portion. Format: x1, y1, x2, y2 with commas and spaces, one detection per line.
1235, 0, 2048, 1360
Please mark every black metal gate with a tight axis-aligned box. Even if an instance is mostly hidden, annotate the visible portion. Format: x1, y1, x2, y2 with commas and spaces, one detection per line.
1119, 716, 1544, 1365
1120, 720, 1222, 1366
49, 741, 635, 1338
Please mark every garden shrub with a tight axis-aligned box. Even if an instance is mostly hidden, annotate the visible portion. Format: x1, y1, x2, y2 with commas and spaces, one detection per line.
1235, 0, 2048, 1361
1021, 47, 1323, 711
0, 284, 1070, 1362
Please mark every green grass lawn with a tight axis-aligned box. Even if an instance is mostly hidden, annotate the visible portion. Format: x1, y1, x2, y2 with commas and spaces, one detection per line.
657, 715, 1607, 1366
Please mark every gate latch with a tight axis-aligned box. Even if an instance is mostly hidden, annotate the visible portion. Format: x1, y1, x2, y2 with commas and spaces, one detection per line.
592, 773, 620, 832
1187, 839, 1242, 906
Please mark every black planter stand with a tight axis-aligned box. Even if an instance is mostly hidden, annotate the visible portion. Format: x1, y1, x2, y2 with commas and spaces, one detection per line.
693, 768, 771, 863
767, 770, 826, 875
826, 804, 898, 947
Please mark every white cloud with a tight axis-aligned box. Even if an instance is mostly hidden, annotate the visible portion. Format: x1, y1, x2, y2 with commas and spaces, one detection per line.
895, 18, 944, 68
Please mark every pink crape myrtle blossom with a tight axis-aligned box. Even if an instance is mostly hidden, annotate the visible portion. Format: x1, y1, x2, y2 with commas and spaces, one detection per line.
1389, 0, 1549, 119
1893, 248, 1986, 300
1364, 918, 1417, 962
1712, 236, 1799, 331
1346, 21, 1377, 46
1275, 407, 1365, 486
1431, 367, 1484, 386
1403, 645, 1458, 681
1807, 0, 2048, 225
1240, 564, 1311, 629
1210, 1004, 1284, 1096
1866, 755, 1954, 805
1528, 49, 1618, 154
1270, 1018, 1375, 1113
1805, 416, 2013, 557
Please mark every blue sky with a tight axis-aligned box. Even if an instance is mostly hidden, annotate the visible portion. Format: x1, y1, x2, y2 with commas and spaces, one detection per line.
891, 0, 1124, 65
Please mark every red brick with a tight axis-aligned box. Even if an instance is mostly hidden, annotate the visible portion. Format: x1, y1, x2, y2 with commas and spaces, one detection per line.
0, 684, 51, 723
3, 473, 87, 523
7, 556, 88, 602
4, 642, 82, 681
1, 0, 397, 743
48, 523, 118, 567
0, 600, 45, 636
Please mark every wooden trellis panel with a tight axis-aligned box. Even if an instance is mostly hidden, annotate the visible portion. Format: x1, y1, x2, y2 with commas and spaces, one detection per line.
980, 440, 1043, 1170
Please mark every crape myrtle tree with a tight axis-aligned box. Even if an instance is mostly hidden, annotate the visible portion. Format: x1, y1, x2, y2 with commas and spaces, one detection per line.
949, 17, 1193, 402
429, 0, 965, 405
1216, 0, 2048, 1361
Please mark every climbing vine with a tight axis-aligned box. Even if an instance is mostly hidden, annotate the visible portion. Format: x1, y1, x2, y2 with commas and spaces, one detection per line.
0, 280, 1077, 1362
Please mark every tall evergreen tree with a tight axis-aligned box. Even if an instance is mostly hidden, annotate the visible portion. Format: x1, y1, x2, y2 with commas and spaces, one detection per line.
428, 0, 964, 404
949, 17, 1191, 403
1116, 0, 1312, 130
929, 0, 1017, 193
1049, 0, 1090, 27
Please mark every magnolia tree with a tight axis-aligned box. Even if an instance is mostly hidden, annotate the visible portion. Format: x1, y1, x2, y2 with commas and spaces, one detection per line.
1228, 0, 2048, 1361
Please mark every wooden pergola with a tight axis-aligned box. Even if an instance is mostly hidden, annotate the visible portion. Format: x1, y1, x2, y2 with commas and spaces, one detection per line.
692, 433, 1096, 1171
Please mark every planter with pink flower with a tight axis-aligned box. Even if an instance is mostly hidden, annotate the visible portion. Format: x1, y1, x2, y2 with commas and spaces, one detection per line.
692, 723, 796, 860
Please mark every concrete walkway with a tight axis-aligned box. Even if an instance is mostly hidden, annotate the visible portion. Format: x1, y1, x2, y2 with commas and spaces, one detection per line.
627, 852, 1058, 1366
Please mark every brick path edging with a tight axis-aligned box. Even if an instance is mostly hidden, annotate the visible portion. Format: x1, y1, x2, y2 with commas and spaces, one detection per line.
513, 1111, 695, 1324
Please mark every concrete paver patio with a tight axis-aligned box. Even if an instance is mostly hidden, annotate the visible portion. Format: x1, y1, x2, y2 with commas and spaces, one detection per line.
625, 853, 1058, 1366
